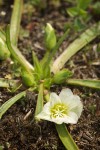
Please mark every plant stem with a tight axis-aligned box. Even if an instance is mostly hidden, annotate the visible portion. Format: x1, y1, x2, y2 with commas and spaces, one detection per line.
52, 22, 100, 73
10, 0, 23, 46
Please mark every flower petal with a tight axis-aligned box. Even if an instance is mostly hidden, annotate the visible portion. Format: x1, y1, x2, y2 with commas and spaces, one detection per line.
59, 88, 73, 101
51, 112, 78, 124
50, 92, 61, 106
71, 101, 83, 117
51, 116, 65, 124
42, 102, 51, 114
60, 93, 82, 109
36, 111, 51, 121
36, 102, 51, 120
67, 95, 83, 110
64, 112, 78, 124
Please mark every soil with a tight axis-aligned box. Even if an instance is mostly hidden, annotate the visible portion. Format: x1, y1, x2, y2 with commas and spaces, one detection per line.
0, 1, 100, 150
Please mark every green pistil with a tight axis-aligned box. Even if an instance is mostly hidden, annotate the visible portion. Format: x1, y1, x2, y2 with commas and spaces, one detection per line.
50, 103, 68, 118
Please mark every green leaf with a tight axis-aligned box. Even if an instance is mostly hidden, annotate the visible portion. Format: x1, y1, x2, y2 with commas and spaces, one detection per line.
78, 8, 87, 16
67, 7, 87, 18
0, 31, 10, 60
91, 2, 100, 15
10, 0, 23, 46
40, 51, 51, 78
6, 26, 34, 74
43, 78, 52, 89
52, 22, 100, 73
67, 7, 79, 17
0, 29, 6, 41
30, 0, 46, 9
43, 64, 51, 79
77, 0, 92, 10
0, 145, 4, 150
66, 79, 100, 89
0, 91, 26, 119
74, 18, 86, 31
56, 124, 79, 150
35, 84, 44, 117
32, 51, 42, 79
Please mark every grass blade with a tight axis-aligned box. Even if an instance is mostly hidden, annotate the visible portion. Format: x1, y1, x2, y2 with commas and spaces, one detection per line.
35, 84, 44, 117
67, 79, 100, 89
0, 91, 26, 119
56, 124, 79, 150
6, 26, 34, 73
52, 22, 100, 73
10, 0, 23, 46
32, 51, 42, 76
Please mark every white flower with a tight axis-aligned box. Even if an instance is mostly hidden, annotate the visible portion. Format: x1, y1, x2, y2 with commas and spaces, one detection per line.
36, 88, 83, 124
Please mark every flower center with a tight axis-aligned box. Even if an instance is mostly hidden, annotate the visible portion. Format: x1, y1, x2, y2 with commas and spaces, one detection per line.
50, 103, 68, 118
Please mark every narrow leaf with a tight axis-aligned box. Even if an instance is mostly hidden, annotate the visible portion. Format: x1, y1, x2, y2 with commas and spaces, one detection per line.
0, 37, 10, 60
67, 79, 100, 89
52, 22, 100, 73
35, 84, 44, 117
0, 91, 26, 119
56, 124, 79, 150
32, 51, 42, 76
10, 0, 23, 46
0, 29, 6, 41
6, 26, 34, 74
67, 7, 79, 17
77, 0, 92, 10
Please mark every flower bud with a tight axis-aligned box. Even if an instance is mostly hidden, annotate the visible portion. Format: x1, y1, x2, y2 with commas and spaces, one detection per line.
53, 69, 73, 84
21, 69, 36, 87
45, 23, 56, 50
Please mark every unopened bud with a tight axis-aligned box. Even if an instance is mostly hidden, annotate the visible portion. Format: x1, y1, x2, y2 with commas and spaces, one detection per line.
45, 23, 56, 50
53, 69, 73, 84
21, 69, 36, 87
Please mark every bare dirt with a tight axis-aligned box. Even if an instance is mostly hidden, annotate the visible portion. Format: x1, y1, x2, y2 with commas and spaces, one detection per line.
0, 1, 100, 150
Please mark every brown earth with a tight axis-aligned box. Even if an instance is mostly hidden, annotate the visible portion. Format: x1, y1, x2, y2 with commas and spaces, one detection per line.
0, 1, 100, 150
